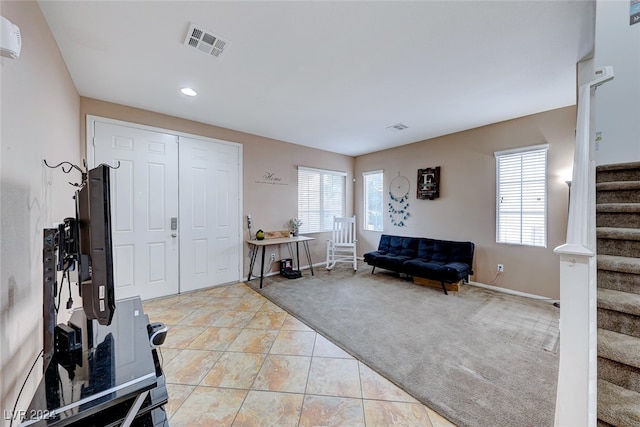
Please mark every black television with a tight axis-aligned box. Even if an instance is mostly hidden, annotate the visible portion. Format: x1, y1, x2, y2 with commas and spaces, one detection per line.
76, 164, 116, 326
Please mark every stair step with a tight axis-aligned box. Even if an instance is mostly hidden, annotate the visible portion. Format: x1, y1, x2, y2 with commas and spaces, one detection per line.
597, 203, 640, 213
598, 329, 640, 369
599, 357, 640, 394
597, 238, 640, 258
597, 181, 640, 204
597, 161, 640, 172
598, 268, 640, 295
598, 288, 640, 317
598, 255, 640, 275
598, 379, 640, 427
598, 181, 640, 191
596, 204, 640, 228
597, 227, 640, 241
599, 306, 640, 339
597, 162, 640, 184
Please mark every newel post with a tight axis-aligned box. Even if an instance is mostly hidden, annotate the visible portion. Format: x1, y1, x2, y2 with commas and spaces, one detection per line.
553, 247, 597, 427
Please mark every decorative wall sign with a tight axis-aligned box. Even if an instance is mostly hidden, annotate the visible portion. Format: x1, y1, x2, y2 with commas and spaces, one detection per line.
389, 174, 410, 227
417, 166, 440, 200
255, 171, 288, 186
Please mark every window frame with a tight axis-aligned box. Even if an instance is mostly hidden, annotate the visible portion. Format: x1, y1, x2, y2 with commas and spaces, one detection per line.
297, 166, 347, 234
494, 144, 549, 248
363, 170, 384, 232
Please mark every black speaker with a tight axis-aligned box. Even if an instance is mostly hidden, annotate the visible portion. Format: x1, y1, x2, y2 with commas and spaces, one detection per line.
147, 322, 168, 348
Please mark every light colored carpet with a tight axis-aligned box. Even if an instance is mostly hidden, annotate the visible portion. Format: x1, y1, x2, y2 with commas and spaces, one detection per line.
247, 263, 559, 427
468, 297, 559, 354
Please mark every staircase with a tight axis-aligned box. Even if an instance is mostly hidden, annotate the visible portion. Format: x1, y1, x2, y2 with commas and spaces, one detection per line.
596, 161, 640, 426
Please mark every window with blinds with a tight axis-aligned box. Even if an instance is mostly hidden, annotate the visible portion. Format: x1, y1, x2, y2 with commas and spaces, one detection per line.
298, 166, 346, 233
495, 144, 548, 247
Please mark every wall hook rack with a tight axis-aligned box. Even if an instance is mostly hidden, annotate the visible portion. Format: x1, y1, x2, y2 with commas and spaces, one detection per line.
44, 159, 120, 187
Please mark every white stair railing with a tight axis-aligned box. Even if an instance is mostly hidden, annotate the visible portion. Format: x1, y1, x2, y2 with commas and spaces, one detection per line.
553, 66, 614, 426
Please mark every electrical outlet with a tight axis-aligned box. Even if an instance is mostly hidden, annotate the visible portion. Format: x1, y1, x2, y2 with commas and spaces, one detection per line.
271, 253, 276, 261
497, 264, 504, 273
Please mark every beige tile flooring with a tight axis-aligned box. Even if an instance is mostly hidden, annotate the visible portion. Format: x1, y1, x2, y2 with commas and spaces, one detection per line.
143, 282, 455, 427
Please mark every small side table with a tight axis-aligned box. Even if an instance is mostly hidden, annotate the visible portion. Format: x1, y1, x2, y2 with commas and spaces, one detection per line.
247, 236, 315, 288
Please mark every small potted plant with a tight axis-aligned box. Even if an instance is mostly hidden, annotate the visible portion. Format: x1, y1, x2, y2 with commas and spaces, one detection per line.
288, 218, 302, 236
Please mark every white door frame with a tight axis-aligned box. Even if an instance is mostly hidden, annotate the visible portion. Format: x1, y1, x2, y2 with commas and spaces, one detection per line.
86, 115, 244, 294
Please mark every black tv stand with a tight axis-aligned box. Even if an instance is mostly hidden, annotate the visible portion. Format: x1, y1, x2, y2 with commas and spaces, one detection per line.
20, 297, 168, 426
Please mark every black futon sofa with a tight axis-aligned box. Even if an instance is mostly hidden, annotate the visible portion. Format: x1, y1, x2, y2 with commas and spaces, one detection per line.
363, 234, 474, 295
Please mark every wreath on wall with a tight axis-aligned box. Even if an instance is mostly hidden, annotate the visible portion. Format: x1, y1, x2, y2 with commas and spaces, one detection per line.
388, 175, 410, 227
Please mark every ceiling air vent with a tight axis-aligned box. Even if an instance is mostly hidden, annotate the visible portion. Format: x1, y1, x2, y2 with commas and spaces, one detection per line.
387, 123, 409, 132
183, 22, 230, 58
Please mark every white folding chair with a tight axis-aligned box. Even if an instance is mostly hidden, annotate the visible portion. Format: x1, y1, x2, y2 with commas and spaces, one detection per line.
326, 216, 357, 271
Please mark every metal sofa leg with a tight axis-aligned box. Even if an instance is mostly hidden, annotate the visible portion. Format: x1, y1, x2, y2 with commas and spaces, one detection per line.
371, 266, 376, 274
440, 281, 448, 295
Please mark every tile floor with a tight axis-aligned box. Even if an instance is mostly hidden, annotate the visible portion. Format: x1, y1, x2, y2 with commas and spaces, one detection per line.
143, 282, 455, 426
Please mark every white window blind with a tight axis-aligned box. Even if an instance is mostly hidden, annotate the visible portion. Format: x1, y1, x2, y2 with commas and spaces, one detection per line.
363, 170, 383, 231
495, 145, 548, 247
298, 167, 346, 233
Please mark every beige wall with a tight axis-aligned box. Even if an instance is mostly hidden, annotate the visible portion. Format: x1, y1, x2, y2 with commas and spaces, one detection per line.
80, 98, 355, 276
355, 106, 576, 299
0, 1, 80, 423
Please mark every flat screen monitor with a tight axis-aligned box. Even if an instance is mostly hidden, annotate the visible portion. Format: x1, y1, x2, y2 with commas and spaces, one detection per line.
77, 164, 115, 326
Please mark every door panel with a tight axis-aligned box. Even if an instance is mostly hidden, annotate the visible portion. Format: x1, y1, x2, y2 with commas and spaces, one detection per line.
93, 121, 179, 300
179, 136, 240, 291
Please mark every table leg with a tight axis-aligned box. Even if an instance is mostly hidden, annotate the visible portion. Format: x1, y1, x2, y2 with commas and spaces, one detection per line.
303, 241, 314, 276
259, 246, 266, 288
248, 245, 258, 281
296, 242, 301, 270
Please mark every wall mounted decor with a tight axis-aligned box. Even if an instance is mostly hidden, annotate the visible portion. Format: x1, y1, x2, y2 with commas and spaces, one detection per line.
255, 171, 288, 186
417, 166, 440, 200
388, 174, 410, 227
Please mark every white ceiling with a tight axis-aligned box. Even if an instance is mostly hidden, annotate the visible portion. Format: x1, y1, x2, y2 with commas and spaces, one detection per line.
39, 1, 595, 157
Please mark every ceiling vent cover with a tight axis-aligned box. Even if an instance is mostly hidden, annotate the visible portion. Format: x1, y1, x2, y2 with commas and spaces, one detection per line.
183, 22, 230, 58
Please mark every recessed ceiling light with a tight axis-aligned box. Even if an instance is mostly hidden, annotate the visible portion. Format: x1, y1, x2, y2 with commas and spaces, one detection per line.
181, 87, 197, 97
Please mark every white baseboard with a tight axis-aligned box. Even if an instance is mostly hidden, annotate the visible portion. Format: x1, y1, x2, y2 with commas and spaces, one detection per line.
468, 281, 559, 304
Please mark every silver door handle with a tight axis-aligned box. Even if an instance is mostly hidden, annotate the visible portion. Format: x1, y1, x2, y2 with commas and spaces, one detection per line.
171, 233, 177, 238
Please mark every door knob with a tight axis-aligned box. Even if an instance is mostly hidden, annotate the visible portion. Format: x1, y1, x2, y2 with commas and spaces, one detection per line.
171, 233, 177, 238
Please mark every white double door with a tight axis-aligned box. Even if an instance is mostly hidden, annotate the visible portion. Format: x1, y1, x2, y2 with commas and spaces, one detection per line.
91, 119, 241, 301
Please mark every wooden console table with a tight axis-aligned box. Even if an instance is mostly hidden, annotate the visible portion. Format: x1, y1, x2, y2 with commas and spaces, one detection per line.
247, 235, 315, 288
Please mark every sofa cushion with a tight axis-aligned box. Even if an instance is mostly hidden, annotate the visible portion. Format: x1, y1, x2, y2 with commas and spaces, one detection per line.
376, 234, 392, 253
450, 242, 475, 265
374, 254, 414, 272
431, 241, 452, 263
404, 259, 447, 281
388, 235, 419, 257
416, 238, 436, 260
404, 259, 470, 282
